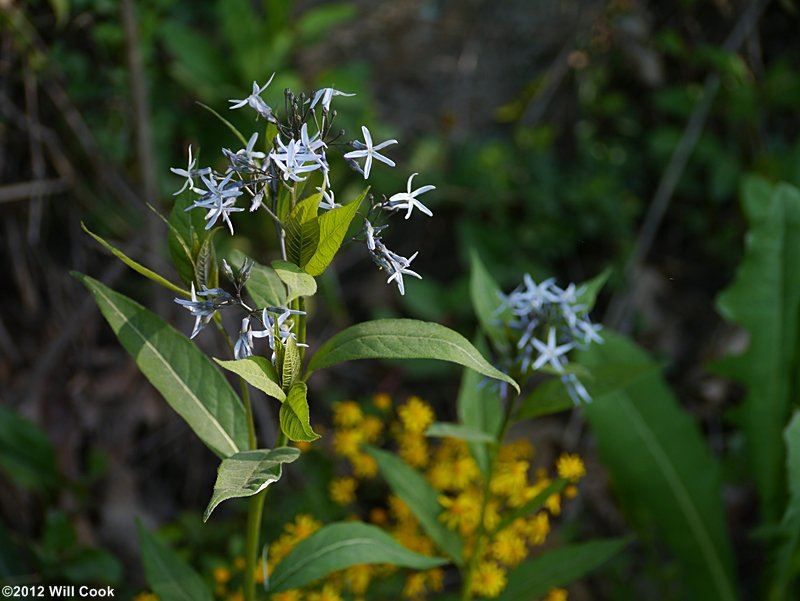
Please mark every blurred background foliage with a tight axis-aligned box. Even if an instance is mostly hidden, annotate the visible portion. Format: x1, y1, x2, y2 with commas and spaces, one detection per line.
1, 0, 800, 599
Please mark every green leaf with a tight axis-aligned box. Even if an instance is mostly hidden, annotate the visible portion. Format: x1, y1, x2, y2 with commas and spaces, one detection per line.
469, 250, 510, 352
214, 356, 285, 402
772, 411, 800, 597
492, 479, 567, 536
576, 267, 612, 312
194, 229, 219, 290
76, 274, 248, 458
81, 222, 188, 298
203, 447, 300, 521
457, 346, 503, 475
495, 538, 629, 601
715, 178, 800, 524
307, 319, 519, 393
279, 383, 320, 442
0, 405, 59, 494
516, 362, 658, 420
285, 193, 322, 267
269, 521, 447, 593
582, 332, 737, 601
280, 337, 302, 392
424, 422, 496, 443
150, 203, 195, 288
296, 3, 357, 45
365, 446, 463, 565
272, 260, 317, 303
304, 188, 367, 276
137, 522, 215, 601
227, 250, 287, 308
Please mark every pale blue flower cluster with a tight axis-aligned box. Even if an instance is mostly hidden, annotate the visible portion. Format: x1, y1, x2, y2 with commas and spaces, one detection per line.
499, 275, 603, 404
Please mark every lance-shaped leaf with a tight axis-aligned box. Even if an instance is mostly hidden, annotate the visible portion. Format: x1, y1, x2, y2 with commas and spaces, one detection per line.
304, 188, 367, 276
772, 411, 800, 597
307, 319, 519, 393
227, 250, 287, 308
492, 479, 567, 537
203, 447, 300, 521
279, 337, 302, 392
469, 250, 510, 353
424, 422, 496, 444
75, 274, 248, 458
285, 193, 322, 267
366, 446, 463, 565
269, 521, 447, 593
82, 223, 188, 297
215, 356, 285, 402
279, 383, 320, 442
576, 267, 611, 312
516, 362, 658, 420
582, 332, 737, 601
715, 178, 800, 524
194, 229, 219, 291
495, 538, 629, 601
137, 522, 214, 601
272, 260, 317, 303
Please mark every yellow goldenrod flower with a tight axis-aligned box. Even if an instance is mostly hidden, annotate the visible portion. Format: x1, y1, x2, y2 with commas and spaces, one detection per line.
388, 495, 413, 522
395, 529, 435, 556
269, 535, 295, 573
556, 453, 586, 483
451, 456, 480, 490
333, 401, 363, 427
545, 492, 561, 516
426, 462, 452, 490
272, 591, 302, 601
351, 452, 379, 478
565, 484, 578, 499
470, 561, 508, 598
490, 460, 529, 498
370, 506, 389, 525
226, 593, 244, 601
403, 572, 427, 598
439, 490, 482, 535
344, 564, 373, 595
286, 514, 323, 541
527, 511, 550, 545
399, 432, 430, 468
398, 396, 435, 433
361, 415, 384, 442
372, 392, 392, 411
544, 587, 568, 601
332, 429, 363, 458
329, 476, 358, 505
213, 566, 232, 584
497, 439, 535, 463
490, 528, 527, 567
426, 567, 445, 592
308, 584, 344, 601
254, 563, 265, 584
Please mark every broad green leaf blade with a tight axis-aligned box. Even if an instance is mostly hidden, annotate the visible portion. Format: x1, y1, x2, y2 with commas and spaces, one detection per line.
272, 260, 317, 303
495, 538, 629, 601
307, 319, 519, 393
227, 250, 287, 308
715, 178, 800, 524
366, 446, 463, 565
279, 383, 320, 442
576, 267, 611, 312
137, 522, 214, 601
772, 411, 800, 597
516, 362, 658, 420
285, 193, 322, 267
280, 337, 302, 391
269, 522, 447, 593
582, 332, 737, 601
76, 274, 248, 458
492, 479, 567, 536
469, 250, 510, 352
203, 447, 300, 521
0, 405, 59, 493
82, 223, 188, 297
457, 344, 503, 475
215, 356, 285, 402
304, 188, 367, 276
424, 422, 496, 444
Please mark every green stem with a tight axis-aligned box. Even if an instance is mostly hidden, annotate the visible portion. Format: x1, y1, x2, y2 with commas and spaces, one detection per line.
244, 491, 266, 601
460, 391, 517, 601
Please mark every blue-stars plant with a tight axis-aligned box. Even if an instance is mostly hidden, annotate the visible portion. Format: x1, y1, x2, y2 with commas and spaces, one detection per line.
75, 75, 519, 601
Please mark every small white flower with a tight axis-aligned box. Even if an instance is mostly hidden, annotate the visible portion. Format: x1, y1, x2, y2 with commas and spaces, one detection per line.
174, 283, 216, 339
170, 145, 211, 196
234, 317, 255, 360
270, 139, 322, 182
530, 327, 573, 372
316, 186, 341, 211
229, 74, 275, 119
237, 132, 266, 161
308, 87, 356, 112
387, 173, 435, 219
188, 173, 245, 234
344, 126, 397, 179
